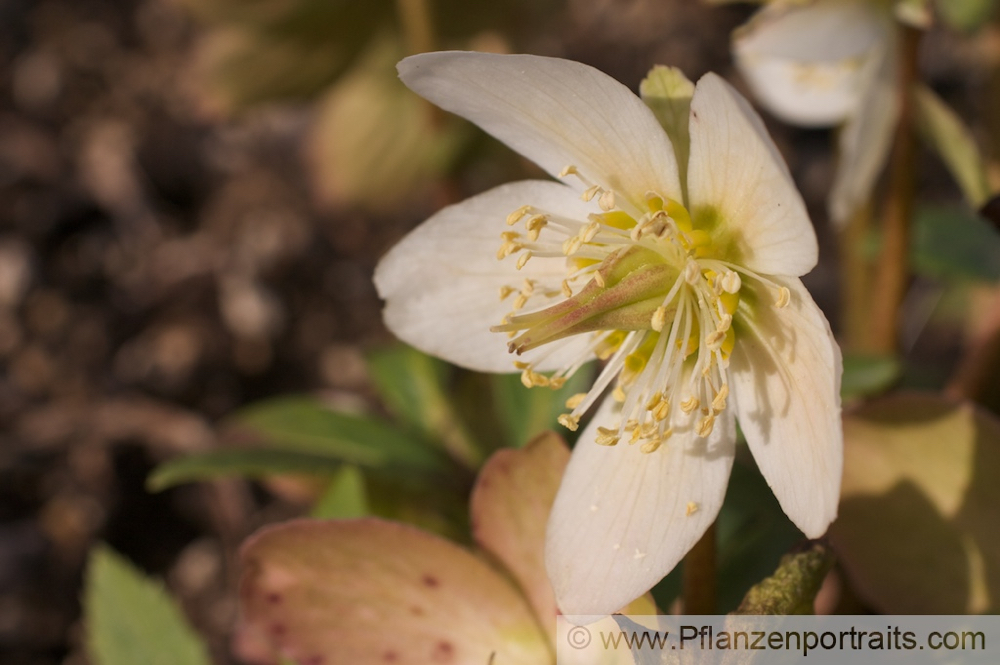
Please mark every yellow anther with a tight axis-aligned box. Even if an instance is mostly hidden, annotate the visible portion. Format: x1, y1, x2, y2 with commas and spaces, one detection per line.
558, 413, 580, 431
721, 270, 741, 294
680, 396, 700, 414
686, 501, 699, 516
549, 377, 567, 389
712, 384, 729, 412
559, 165, 578, 178
582, 185, 601, 202
565, 392, 587, 409
513, 293, 528, 310
640, 421, 658, 438
706, 329, 726, 351
645, 392, 663, 411
496, 242, 522, 260
561, 280, 573, 298
598, 189, 616, 211
581, 219, 601, 243
640, 438, 663, 454
520, 369, 550, 388
512, 360, 530, 369
612, 385, 627, 402
499, 285, 515, 300
562, 235, 583, 256
649, 306, 667, 332
596, 426, 620, 446
653, 399, 671, 422
507, 205, 532, 226
500, 231, 520, 242
696, 414, 715, 438
684, 259, 701, 285
516, 251, 532, 270
775, 286, 791, 308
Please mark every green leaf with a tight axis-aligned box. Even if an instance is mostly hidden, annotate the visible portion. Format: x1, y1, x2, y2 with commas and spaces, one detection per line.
85, 545, 211, 665
911, 205, 1000, 282
367, 344, 481, 468
841, 353, 900, 399
233, 395, 450, 472
915, 85, 992, 208
935, 0, 998, 31
732, 541, 835, 615
490, 365, 595, 448
310, 465, 369, 519
831, 392, 1000, 613
147, 448, 346, 491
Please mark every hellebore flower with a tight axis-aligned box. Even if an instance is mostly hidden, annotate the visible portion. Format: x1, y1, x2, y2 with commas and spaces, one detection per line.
732, 0, 926, 224
375, 52, 842, 616
237, 434, 653, 664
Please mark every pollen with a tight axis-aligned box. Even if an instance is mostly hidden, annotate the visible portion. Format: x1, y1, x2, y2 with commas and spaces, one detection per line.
686, 502, 699, 517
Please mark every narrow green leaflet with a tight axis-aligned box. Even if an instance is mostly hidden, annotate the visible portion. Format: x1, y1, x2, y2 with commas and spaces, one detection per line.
911, 206, 1000, 282
148, 448, 346, 491
233, 395, 450, 472
491, 365, 595, 448
915, 85, 992, 209
366, 344, 481, 467
310, 465, 369, 519
732, 541, 835, 615
840, 353, 900, 400
85, 545, 211, 665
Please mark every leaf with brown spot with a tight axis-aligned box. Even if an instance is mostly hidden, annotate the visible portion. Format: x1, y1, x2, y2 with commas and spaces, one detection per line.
239, 518, 550, 665
831, 392, 1000, 613
470, 431, 569, 628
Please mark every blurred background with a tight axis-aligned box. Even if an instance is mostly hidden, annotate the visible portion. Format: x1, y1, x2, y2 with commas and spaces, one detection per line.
1, 0, 999, 663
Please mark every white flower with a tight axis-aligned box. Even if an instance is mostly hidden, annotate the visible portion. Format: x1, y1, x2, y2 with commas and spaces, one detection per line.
732, 0, 904, 224
375, 51, 842, 616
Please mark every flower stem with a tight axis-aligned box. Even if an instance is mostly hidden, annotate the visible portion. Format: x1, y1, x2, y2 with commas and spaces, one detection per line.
396, 0, 435, 56
866, 26, 922, 354
682, 522, 716, 614
839, 200, 873, 351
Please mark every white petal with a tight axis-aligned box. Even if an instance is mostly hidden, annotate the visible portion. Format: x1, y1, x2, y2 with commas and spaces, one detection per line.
733, 0, 892, 127
729, 276, 843, 538
545, 397, 736, 616
687, 73, 817, 277
398, 51, 682, 208
828, 42, 898, 225
374, 180, 596, 373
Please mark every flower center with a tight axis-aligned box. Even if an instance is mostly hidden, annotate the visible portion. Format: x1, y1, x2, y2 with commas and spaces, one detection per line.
492, 167, 789, 453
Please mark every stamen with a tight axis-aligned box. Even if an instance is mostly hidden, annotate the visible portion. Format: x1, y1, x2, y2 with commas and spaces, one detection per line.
680, 396, 700, 414
686, 501, 699, 516
559, 165, 579, 178
640, 438, 663, 454
596, 426, 620, 446
565, 393, 587, 409
557, 414, 580, 431
582, 185, 601, 202
598, 189, 616, 211
507, 205, 532, 226
516, 251, 532, 270
696, 414, 715, 437
775, 286, 791, 308
499, 285, 515, 300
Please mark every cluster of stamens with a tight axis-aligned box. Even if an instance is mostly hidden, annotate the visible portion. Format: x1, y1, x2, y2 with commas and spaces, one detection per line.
492, 165, 791, 454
